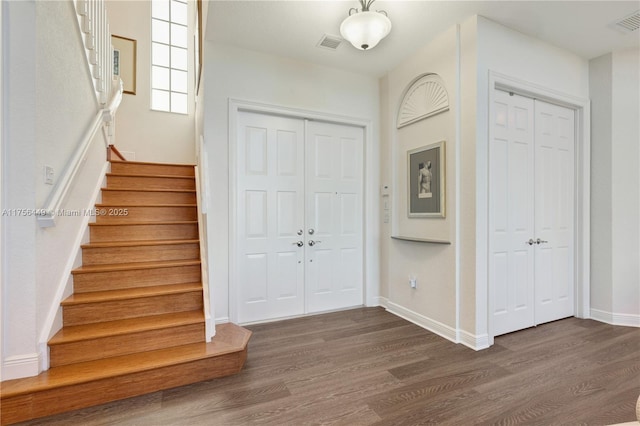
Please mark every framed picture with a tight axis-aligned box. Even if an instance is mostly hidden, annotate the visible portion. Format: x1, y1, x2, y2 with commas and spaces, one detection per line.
111, 35, 137, 95
407, 141, 445, 218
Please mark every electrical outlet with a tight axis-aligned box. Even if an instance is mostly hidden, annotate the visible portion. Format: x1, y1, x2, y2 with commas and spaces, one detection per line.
409, 277, 417, 288
44, 165, 54, 185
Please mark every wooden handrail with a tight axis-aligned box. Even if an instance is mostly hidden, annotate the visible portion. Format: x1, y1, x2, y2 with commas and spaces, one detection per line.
107, 144, 127, 161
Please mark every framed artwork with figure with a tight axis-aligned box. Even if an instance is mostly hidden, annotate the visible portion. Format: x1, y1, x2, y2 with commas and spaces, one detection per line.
111, 35, 137, 95
407, 141, 445, 218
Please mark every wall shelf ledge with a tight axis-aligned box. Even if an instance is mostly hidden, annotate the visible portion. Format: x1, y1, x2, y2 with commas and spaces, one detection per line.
391, 235, 451, 244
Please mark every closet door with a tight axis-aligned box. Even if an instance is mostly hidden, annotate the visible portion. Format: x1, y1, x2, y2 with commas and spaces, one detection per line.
305, 121, 364, 313
489, 90, 536, 336
236, 111, 306, 323
489, 89, 576, 337
533, 100, 575, 325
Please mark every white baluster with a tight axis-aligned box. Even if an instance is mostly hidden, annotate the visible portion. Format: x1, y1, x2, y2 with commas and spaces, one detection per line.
72, 0, 118, 105
77, 0, 88, 16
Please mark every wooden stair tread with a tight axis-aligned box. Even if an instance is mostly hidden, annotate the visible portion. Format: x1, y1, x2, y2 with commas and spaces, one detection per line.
110, 160, 195, 167
88, 220, 197, 227
94, 203, 197, 207
1, 324, 251, 398
72, 259, 201, 274
106, 173, 195, 179
101, 188, 196, 193
61, 283, 202, 305
49, 311, 205, 345
82, 239, 199, 249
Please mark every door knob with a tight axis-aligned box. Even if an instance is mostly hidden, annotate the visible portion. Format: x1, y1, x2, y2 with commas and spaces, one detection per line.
292, 241, 304, 247
297, 229, 303, 236
308, 240, 322, 247
308, 228, 315, 235
536, 238, 548, 245
526, 239, 535, 246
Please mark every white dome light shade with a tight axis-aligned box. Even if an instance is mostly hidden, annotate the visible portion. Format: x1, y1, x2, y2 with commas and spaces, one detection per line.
340, 11, 392, 50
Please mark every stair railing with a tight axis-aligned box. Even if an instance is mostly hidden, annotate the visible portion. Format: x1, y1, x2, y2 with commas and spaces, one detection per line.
75, 0, 113, 105
38, 0, 122, 228
107, 144, 127, 161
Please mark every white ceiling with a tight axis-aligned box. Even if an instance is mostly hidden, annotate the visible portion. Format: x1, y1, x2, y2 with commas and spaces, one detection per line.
206, 1, 640, 77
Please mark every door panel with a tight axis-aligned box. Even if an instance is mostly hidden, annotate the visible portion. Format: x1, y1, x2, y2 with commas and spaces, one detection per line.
237, 112, 305, 323
534, 100, 575, 325
305, 121, 364, 313
489, 91, 536, 336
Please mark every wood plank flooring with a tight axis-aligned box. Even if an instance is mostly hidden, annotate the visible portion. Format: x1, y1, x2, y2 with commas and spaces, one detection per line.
12, 307, 640, 425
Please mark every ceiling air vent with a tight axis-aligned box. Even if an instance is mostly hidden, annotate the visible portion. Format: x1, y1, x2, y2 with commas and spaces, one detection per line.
317, 34, 342, 51
610, 10, 640, 34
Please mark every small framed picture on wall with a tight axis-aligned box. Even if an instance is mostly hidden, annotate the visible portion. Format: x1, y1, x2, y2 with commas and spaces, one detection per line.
407, 141, 445, 218
111, 35, 137, 95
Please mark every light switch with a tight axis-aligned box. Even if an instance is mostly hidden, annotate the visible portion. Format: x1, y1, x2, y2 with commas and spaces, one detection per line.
44, 166, 54, 185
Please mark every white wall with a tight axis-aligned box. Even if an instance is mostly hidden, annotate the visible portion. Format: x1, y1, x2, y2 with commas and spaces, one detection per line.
35, 1, 97, 207
34, 1, 103, 351
2, 0, 111, 380
379, 27, 459, 339
0, 0, 4, 381
2, 0, 39, 380
589, 53, 614, 315
106, 0, 195, 164
611, 49, 640, 321
203, 43, 379, 322
590, 49, 640, 326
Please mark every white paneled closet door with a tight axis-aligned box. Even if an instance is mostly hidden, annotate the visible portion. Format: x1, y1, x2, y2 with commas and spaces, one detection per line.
533, 100, 575, 325
489, 91, 536, 336
489, 90, 575, 337
236, 112, 364, 323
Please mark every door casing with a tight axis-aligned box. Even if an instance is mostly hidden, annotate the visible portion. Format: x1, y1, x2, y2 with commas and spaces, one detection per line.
228, 99, 379, 324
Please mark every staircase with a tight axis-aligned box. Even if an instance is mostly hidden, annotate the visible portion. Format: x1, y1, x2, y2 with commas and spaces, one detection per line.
0, 160, 251, 425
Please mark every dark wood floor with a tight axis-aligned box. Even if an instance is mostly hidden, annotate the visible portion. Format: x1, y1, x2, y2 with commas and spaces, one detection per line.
14, 307, 640, 425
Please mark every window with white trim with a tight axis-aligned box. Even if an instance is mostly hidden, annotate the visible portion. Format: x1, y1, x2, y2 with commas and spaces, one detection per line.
151, 0, 189, 114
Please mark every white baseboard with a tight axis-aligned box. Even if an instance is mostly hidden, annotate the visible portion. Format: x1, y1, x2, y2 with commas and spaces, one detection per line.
458, 329, 490, 351
385, 300, 458, 344
215, 316, 230, 324
383, 299, 490, 350
1, 353, 40, 381
591, 308, 640, 327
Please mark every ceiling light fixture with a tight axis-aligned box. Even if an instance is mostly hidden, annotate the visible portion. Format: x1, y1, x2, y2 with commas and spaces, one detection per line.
340, 0, 391, 51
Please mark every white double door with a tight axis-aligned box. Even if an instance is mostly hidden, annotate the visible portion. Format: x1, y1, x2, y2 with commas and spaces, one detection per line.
489, 90, 575, 337
236, 111, 364, 324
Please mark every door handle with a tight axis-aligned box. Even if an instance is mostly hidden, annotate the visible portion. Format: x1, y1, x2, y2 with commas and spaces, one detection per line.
536, 238, 548, 245
526, 239, 535, 246
308, 240, 322, 247
292, 241, 304, 247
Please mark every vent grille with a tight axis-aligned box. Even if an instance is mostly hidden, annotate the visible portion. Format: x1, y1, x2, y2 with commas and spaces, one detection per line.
611, 10, 640, 33
317, 35, 342, 50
